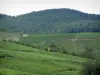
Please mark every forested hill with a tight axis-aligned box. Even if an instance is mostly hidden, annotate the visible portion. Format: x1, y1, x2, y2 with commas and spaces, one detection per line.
0, 8, 100, 33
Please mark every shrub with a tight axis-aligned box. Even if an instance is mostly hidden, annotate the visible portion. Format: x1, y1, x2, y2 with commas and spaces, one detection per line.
62, 50, 68, 54
0, 71, 3, 75
81, 47, 95, 59
48, 43, 58, 52
44, 47, 48, 51
81, 60, 100, 75
67, 68, 75, 71
71, 52, 77, 56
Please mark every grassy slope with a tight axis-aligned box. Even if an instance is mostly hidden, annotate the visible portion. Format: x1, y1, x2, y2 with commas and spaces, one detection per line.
0, 41, 87, 75
0, 32, 100, 75
20, 33, 100, 53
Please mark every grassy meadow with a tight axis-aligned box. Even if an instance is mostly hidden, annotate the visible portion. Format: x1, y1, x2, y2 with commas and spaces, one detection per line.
0, 32, 100, 75
20, 33, 100, 54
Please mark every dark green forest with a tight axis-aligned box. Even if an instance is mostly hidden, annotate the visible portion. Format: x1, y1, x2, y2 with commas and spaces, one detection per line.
0, 8, 100, 33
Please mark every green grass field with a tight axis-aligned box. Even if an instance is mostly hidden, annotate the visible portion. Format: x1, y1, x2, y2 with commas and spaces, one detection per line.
0, 32, 100, 75
0, 41, 87, 75
20, 33, 100, 54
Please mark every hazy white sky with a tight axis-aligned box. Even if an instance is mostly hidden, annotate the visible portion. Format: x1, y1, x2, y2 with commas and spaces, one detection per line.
0, 0, 100, 16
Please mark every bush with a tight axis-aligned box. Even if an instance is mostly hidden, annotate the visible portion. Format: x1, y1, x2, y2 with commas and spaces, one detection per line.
81, 47, 95, 59
67, 68, 75, 71
71, 52, 77, 56
44, 47, 48, 51
0, 71, 3, 75
62, 50, 68, 54
47, 43, 58, 52
81, 60, 100, 75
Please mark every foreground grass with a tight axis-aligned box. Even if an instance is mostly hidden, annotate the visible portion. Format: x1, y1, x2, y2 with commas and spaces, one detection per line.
0, 41, 87, 75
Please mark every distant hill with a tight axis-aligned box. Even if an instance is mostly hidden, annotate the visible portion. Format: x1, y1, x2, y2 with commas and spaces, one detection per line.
0, 8, 100, 34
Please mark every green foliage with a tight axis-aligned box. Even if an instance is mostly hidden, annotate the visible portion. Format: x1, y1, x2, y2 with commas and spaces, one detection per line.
80, 46, 100, 75
81, 47, 95, 59
61, 48, 68, 54
45, 43, 66, 53
48, 43, 58, 52
81, 60, 100, 75
71, 52, 77, 56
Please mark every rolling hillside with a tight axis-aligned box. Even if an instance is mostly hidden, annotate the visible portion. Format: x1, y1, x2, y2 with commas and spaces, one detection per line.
0, 32, 100, 75
0, 41, 87, 75
19, 33, 100, 56
0, 8, 100, 75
